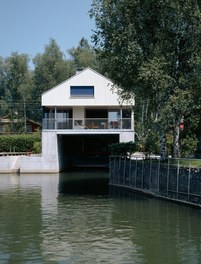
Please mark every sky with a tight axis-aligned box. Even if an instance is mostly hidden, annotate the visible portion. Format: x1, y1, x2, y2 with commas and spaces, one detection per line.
0, 0, 95, 60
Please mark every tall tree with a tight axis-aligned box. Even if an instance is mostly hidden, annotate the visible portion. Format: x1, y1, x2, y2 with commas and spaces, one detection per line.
33, 38, 74, 101
68, 37, 98, 70
90, 0, 201, 158
0, 57, 9, 116
3, 53, 33, 121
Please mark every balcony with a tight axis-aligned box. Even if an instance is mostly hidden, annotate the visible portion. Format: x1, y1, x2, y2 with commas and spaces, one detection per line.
43, 118, 133, 130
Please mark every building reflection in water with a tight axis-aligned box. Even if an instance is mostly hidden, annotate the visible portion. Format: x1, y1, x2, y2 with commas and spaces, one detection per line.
0, 172, 200, 263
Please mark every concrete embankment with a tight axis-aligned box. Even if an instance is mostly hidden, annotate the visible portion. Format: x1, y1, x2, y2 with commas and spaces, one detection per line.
0, 156, 21, 173
109, 156, 201, 208
0, 154, 59, 174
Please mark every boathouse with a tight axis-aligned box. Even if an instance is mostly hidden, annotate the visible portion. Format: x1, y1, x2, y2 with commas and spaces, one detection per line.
20, 68, 135, 173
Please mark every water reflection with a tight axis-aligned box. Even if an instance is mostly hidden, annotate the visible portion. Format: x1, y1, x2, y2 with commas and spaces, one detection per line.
0, 172, 200, 263
59, 170, 109, 195
110, 187, 201, 264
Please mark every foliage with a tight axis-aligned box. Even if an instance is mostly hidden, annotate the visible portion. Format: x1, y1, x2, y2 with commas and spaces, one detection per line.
0, 53, 33, 119
68, 37, 98, 70
180, 135, 198, 158
32, 141, 42, 154
0, 134, 41, 153
90, 0, 201, 158
32, 38, 74, 121
110, 141, 136, 156
144, 130, 160, 155
0, 37, 101, 125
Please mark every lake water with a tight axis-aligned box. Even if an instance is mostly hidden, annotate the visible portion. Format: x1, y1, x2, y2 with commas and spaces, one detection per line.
0, 171, 201, 264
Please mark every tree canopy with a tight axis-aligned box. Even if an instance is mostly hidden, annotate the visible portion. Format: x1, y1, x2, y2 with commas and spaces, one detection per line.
90, 0, 201, 157
0, 37, 98, 126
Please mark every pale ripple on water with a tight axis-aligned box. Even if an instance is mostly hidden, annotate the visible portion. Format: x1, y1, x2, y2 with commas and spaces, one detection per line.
0, 174, 201, 263
39, 195, 143, 263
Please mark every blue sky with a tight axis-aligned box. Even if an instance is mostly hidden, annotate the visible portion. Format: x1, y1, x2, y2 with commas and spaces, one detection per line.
0, 0, 95, 59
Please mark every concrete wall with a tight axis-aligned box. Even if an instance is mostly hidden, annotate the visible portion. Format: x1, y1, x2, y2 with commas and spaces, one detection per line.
20, 156, 59, 174
0, 156, 20, 173
119, 131, 134, 143
20, 131, 59, 173
0, 130, 134, 173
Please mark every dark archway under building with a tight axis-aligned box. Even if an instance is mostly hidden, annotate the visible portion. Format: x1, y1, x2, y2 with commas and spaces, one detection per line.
57, 134, 119, 171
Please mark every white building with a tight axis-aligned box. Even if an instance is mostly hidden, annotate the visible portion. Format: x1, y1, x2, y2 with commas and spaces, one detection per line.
20, 68, 134, 173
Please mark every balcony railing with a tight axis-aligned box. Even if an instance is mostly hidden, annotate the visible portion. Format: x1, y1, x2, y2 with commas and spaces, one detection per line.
43, 118, 133, 130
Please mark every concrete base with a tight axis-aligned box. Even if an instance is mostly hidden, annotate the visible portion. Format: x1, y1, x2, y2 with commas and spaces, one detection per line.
0, 130, 135, 174
20, 155, 59, 174
0, 156, 20, 173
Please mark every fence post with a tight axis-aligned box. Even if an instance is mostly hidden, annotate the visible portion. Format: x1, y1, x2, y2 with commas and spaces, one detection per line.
157, 159, 160, 192
118, 156, 121, 185
141, 159, 144, 189
167, 158, 170, 197
129, 158, 131, 187
176, 160, 180, 200
187, 161, 191, 202
111, 156, 115, 184
114, 156, 117, 184
123, 157, 126, 186
149, 159, 152, 190
109, 156, 111, 184
135, 159, 137, 188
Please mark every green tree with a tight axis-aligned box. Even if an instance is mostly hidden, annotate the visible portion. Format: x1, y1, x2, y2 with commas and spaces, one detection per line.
5, 53, 32, 102
0, 57, 9, 116
90, 0, 201, 158
68, 37, 98, 70
33, 38, 74, 102
32, 38, 74, 121
1, 53, 33, 128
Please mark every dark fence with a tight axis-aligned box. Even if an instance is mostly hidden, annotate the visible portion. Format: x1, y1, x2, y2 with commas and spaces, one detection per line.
109, 156, 201, 207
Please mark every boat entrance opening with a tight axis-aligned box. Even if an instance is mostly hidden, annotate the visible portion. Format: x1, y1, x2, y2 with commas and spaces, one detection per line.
57, 134, 119, 171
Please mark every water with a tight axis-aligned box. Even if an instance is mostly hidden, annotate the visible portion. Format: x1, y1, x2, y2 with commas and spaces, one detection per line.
0, 171, 201, 264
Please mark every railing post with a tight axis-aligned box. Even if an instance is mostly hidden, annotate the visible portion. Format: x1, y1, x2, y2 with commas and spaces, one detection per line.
176, 160, 180, 200
109, 156, 111, 184
113, 156, 116, 184
141, 159, 144, 189
129, 158, 131, 187
55, 107, 57, 130
135, 159, 137, 188
149, 159, 152, 190
118, 156, 121, 185
110, 156, 114, 184
157, 159, 160, 193
188, 161, 191, 202
123, 157, 126, 186
167, 157, 170, 197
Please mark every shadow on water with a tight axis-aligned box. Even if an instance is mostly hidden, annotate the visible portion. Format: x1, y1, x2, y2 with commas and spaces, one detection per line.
58, 170, 109, 196
109, 184, 151, 201
58, 169, 153, 202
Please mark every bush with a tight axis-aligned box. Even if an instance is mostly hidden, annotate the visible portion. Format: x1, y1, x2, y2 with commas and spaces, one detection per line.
144, 130, 160, 155
110, 141, 136, 157
180, 135, 198, 158
0, 134, 41, 153
32, 141, 42, 153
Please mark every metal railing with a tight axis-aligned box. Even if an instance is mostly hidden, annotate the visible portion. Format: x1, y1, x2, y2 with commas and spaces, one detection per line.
42, 118, 132, 130
109, 157, 201, 207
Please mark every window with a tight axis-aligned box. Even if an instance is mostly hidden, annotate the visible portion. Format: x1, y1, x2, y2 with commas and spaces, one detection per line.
70, 86, 94, 97
122, 109, 131, 118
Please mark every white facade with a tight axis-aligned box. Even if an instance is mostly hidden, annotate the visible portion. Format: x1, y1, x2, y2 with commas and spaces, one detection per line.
42, 68, 127, 106
20, 68, 135, 173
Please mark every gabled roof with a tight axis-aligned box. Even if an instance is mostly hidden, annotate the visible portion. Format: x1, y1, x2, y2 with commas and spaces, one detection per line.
42, 67, 114, 96
42, 67, 134, 107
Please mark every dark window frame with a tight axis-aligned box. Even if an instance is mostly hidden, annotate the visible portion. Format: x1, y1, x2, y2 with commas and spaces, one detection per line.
70, 86, 94, 97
